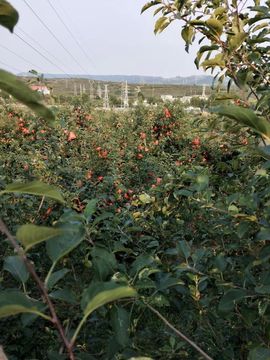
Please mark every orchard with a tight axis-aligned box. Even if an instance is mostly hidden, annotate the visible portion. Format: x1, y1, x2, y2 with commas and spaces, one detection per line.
0, 0, 270, 359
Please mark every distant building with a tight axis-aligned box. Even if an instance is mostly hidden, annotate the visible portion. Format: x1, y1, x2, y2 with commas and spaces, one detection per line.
186, 106, 201, 114
180, 96, 192, 104
180, 85, 208, 104
31, 85, 51, 95
161, 94, 175, 102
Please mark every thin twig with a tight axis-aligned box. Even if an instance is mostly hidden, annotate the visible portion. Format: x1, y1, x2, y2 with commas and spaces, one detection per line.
145, 303, 214, 360
0, 218, 75, 360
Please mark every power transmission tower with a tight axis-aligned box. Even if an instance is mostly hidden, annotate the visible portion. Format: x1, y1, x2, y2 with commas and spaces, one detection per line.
80, 83, 83, 97
123, 81, 129, 108
83, 84, 86, 94
97, 83, 102, 98
89, 81, 94, 100
74, 83, 77, 96
103, 85, 110, 109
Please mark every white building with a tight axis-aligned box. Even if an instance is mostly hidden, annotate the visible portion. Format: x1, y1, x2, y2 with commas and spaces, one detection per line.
31, 85, 51, 95
161, 94, 175, 102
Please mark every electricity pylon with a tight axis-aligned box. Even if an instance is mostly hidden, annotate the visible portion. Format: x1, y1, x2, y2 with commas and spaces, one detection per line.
89, 81, 94, 100
97, 83, 102, 98
122, 81, 129, 108
103, 84, 110, 109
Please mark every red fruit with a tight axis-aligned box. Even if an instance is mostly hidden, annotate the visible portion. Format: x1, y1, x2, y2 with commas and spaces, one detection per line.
96, 146, 102, 152
192, 137, 201, 146
98, 176, 104, 182
164, 108, 172, 118
137, 153, 143, 159
86, 170, 93, 180
22, 127, 30, 134
140, 132, 147, 140
156, 177, 162, 185
68, 131, 76, 141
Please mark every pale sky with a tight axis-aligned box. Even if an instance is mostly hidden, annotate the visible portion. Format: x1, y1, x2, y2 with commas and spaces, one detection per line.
0, 0, 203, 77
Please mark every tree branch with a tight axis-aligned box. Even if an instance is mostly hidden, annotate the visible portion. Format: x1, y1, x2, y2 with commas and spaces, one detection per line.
0, 218, 75, 360
145, 303, 214, 360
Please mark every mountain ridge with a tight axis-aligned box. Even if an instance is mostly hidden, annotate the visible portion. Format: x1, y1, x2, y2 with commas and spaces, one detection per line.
18, 73, 212, 85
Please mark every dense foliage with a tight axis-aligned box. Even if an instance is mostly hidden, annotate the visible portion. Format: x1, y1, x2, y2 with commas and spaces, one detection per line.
1, 102, 270, 359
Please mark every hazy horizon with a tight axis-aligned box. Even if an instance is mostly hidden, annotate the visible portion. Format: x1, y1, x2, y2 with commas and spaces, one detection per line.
0, 0, 204, 78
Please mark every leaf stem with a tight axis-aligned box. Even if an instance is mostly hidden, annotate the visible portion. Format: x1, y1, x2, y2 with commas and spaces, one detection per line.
145, 302, 214, 360
44, 261, 57, 288
70, 313, 88, 347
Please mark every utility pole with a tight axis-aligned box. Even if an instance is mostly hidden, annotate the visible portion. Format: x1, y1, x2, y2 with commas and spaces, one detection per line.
80, 83, 83, 97
74, 83, 77, 96
103, 84, 110, 109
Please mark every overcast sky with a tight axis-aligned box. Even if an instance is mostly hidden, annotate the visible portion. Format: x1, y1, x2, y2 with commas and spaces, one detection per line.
0, 0, 204, 77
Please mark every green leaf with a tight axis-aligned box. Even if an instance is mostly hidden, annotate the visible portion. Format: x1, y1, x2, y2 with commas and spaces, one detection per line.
212, 105, 270, 140
202, 53, 225, 68
91, 246, 117, 280
111, 306, 130, 347
0, 181, 65, 203
3, 256, 29, 283
255, 285, 270, 294
139, 193, 153, 204
154, 16, 171, 34
257, 145, 270, 160
46, 221, 86, 263
248, 347, 270, 360
0, 0, 19, 32
0, 291, 47, 319
17, 225, 69, 252
84, 199, 98, 220
206, 18, 223, 36
0, 70, 54, 120
256, 228, 270, 241
141, 0, 162, 14
218, 289, 247, 312
49, 288, 77, 304
81, 281, 137, 318
178, 240, 191, 260
229, 32, 247, 50
181, 26, 194, 51
130, 255, 156, 276
46, 268, 70, 290
195, 174, 209, 191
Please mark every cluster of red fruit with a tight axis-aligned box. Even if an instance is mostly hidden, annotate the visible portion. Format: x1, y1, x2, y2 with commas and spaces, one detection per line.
95, 146, 109, 159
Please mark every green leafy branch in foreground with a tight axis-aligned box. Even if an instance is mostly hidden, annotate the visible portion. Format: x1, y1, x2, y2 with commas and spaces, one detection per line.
0, 0, 54, 122
0, 183, 137, 359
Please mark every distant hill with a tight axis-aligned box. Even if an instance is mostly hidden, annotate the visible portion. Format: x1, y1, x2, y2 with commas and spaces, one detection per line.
18, 73, 213, 85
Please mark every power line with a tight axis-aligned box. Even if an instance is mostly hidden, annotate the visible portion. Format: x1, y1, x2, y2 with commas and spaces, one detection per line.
0, 60, 21, 73
17, 26, 75, 74
14, 32, 73, 78
0, 44, 43, 72
22, 0, 89, 74
46, 0, 96, 70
